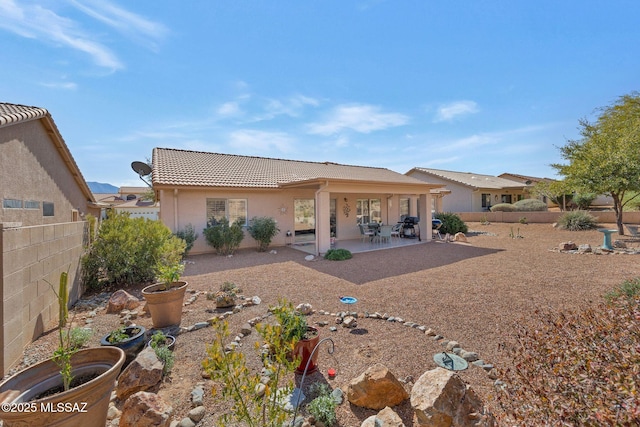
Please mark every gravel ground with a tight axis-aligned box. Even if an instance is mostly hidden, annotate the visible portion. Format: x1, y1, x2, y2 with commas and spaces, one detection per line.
7, 222, 640, 426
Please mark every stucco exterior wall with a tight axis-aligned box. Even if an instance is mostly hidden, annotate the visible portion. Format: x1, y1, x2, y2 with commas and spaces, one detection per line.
0, 120, 96, 226
1, 221, 86, 376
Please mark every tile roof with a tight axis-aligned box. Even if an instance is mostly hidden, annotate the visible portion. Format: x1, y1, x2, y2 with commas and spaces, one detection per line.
153, 148, 433, 188
410, 167, 527, 190
0, 103, 49, 128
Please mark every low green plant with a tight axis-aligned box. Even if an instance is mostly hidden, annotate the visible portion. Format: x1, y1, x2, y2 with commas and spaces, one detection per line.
149, 331, 169, 349
307, 390, 337, 426
271, 299, 309, 343
155, 262, 185, 290
495, 292, 640, 425
605, 277, 640, 302
324, 248, 352, 261
154, 345, 175, 376
202, 317, 298, 426
490, 203, 516, 212
175, 223, 198, 257
479, 214, 490, 225
81, 211, 186, 290
518, 217, 528, 224
203, 217, 245, 255
106, 326, 141, 344
247, 216, 280, 252
433, 212, 468, 235
513, 199, 548, 211
557, 210, 598, 231
68, 327, 93, 350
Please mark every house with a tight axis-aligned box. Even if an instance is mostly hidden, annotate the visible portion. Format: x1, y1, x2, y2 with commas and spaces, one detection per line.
0, 102, 98, 376
93, 186, 159, 220
152, 148, 442, 255
406, 167, 532, 212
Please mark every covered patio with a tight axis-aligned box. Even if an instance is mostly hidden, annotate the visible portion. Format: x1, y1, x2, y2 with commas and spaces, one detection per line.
292, 234, 431, 254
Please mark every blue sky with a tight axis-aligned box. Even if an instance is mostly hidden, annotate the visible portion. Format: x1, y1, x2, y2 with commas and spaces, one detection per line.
1, 1, 638, 187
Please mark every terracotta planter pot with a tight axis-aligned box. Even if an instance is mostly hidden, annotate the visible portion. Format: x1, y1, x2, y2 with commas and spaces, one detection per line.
142, 281, 188, 328
100, 325, 146, 366
0, 347, 125, 427
294, 326, 320, 375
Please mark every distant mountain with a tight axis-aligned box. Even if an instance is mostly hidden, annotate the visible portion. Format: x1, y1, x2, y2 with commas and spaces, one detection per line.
88, 182, 118, 193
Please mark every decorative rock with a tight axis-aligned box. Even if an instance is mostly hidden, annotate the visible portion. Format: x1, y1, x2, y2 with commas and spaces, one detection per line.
331, 388, 343, 404
329, 327, 338, 332
411, 367, 495, 427
342, 315, 357, 328
107, 289, 141, 314
346, 363, 409, 410
578, 244, 593, 253
252, 296, 262, 305
255, 383, 266, 397
191, 385, 205, 407
304, 254, 315, 261
559, 241, 578, 251
116, 347, 164, 401
241, 323, 252, 335
296, 303, 313, 315
188, 406, 206, 423
461, 351, 479, 362
424, 328, 436, 336
107, 404, 121, 420
119, 391, 173, 427
361, 406, 406, 426
178, 418, 196, 427
453, 232, 468, 242
446, 341, 461, 352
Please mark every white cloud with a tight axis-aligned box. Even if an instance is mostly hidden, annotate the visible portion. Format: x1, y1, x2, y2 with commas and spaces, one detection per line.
227, 130, 294, 153
307, 104, 409, 135
252, 94, 320, 122
39, 81, 78, 90
217, 101, 242, 117
434, 100, 479, 122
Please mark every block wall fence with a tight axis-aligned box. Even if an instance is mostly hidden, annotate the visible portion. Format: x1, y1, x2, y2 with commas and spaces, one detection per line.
1, 221, 86, 377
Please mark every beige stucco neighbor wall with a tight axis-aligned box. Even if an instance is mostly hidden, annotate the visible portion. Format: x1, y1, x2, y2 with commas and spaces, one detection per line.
1, 221, 86, 376
457, 211, 640, 224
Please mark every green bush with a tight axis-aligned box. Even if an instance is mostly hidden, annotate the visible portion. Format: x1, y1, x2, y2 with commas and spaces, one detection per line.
307, 384, 337, 426
324, 248, 352, 261
557, 210, 598, 230
513, 199, 548, 211
605, 277, 640, 302
572, 193, 597, 210
81, 212, 186, 290
490, 203, 516, 212
246, 216, 280, 252
154, 345, 175, 376
433, 212, 468, 235
495, 293, 640, 425
203, 217, 244, 255
175, 223, 198, 256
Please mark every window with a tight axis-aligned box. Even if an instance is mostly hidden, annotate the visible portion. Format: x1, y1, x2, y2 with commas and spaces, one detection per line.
3, 199, 22, 208
206, 198, 247, 225
501, 195, 512, 204
399, 198, 410, 218
481, 194, 491, 208
43, 202, 54, 216
24, 200, 40, 209
356, 198, 381, 224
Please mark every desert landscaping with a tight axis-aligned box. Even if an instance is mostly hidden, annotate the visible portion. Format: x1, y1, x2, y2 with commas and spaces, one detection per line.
7, 221, 640, 426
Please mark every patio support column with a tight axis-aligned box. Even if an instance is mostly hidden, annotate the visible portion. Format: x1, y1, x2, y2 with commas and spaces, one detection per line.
418, 193, 432, 240
316, 189, 331, 255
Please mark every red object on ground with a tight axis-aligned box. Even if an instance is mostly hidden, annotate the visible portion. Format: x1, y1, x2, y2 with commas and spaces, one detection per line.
328, 368, 336, 379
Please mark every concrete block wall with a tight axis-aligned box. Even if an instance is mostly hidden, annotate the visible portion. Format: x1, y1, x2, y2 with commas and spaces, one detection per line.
1, 221, 86, 377
457, 211, 640, 225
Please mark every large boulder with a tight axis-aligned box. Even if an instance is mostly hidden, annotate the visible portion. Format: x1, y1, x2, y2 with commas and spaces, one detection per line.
116, 347, 164, 400
119, 391, 173, 427
347, 363, 409, 410
361, 406, 406, 426
410, 368, 495, 427
107, 289, 141, 314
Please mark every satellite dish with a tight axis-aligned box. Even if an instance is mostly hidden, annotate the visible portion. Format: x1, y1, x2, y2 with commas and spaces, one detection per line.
131, 161, 152, 176
131, 161, 152, 187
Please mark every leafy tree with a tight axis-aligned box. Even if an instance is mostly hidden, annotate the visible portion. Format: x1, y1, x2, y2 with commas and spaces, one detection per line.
530, 180, 573, 211
553, 93, 640, 234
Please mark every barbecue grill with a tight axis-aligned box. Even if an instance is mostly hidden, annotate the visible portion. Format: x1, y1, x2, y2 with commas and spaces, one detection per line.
402, 216, 420, 240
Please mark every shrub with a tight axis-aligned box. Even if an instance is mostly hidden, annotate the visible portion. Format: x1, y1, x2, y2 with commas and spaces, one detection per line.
513, 198, 548, 211
246, 216, 280, 252
306, 383, 337, 426
81, 211, 186, 290
203, 217, 244, 255
154, 345, 175, 376
433, 212, 468, 235
490, 203, 516, 212
557, 210, 598, 230
68, 327, 92, 350
175, 223, 198, 256
495, 293, 640, 425
605, 277, 640, 302
572, 193, 597, 210
324, 248, 352, 261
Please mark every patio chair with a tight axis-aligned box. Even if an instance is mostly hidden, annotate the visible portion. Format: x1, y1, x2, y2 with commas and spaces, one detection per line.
390, 223, 402, 240
378, 225, 393, 243
624, 224, 640, 240
358, 224, 375, 242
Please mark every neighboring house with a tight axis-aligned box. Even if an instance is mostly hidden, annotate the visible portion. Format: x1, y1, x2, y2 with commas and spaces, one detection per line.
0, 102, 98, 376
0, 103, 98, 225
406, 167, 532, 212
152, 148, 442, 255
93, 186, 159, 220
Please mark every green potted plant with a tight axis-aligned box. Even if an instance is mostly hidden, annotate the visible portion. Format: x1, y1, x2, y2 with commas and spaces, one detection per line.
147, 330, 176, 351
142, 262, 188, 328
100, 325, 146, 365
0, 271, 125, 427
272, 300, 320, 374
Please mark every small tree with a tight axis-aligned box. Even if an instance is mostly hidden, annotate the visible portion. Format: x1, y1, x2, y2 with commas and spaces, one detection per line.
553, 92, 640, 234
175, 223, 198, 256
246, 216, 280, 252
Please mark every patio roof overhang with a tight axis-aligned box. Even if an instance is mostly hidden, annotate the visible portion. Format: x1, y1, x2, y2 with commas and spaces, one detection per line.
277, 177, 443, 194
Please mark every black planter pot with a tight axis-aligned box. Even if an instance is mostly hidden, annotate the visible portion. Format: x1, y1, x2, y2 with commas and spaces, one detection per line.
100, 325, 146, 365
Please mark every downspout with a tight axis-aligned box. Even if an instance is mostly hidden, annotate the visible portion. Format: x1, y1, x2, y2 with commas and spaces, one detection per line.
173, 189, 178, 231
315, 181, 329, 255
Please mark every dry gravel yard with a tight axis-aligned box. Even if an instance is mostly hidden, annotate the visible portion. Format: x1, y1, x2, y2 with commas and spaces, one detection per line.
9, 222, 640, 426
